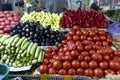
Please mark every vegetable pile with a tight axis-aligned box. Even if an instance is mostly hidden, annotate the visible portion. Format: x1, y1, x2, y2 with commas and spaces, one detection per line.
38, 26, 120, 77
0, 11, 20, 34
0, 35, 44, 67
60, 8, 107, 28
9, 21, 64, 46
21, 11, 63, 30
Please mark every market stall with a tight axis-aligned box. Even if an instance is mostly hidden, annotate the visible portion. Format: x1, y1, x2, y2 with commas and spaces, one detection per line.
0, 0, 120, 80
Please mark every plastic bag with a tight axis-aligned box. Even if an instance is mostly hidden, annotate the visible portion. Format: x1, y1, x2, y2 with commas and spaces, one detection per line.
108, 22, 120, 37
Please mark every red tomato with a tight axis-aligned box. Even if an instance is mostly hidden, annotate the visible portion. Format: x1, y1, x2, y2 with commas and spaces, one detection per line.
71, 50, 79, 58
85, 45, 92, 51
109, 60, 120, 70
80, 35, 87, 41
84, 56, 91, 62
73, 25, 79, 30
62, 61, 71, 70
84, 69, 94, 77
45, 53, 52, 59
75, 41, 82, 46
93, 36, 100, 41
78, 55, 84, 61
117, 70, 120, 74
99, 61, 108, 70
104, 69, 115, 75
43, 58, 49, 65
53, 60, 62, 70
103, 55, 110, 61
77, 45, 83, 52
89, 31, 96, 37
73, 35, 80, 41
39, 64, 48, 74
89, 50, 96, 55
89, 61, 98, 69
98, 30, 105, 35
61, 40, 67, 45
76, 68, 84, 75
65, 51, 71, 56
81, 51, 89, 57
76, 30, 82, 36
69, 30, 75, 36
58, 69, 67, 75
64, 55, 72, 61
54, 46, 59, 52
48, 67, 56, 74
100, 35, 106, 41
67, 68, 76, 75
102, 41, 109, 46
91, 53, 102, 62
80, 61, 88, 69
71, 60, 80, 69
46, 47, 53, 53
82, 29, 89, 36
94, 68, 104, 77
87, 37, 93, 41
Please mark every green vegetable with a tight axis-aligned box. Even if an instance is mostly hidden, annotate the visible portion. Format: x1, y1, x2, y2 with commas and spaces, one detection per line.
27, 42, 33, 54
35, 47, 41, 58
30, 43, 38, 55
16, 37, 26, 47
22, 42, 30, 50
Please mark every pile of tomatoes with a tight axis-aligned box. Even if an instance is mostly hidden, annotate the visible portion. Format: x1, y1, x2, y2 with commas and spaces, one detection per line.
38, 26, 120, 77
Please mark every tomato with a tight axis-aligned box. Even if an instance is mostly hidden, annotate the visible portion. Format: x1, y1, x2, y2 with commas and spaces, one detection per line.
80, 35, 87, 41
69, 30, 75, 36
53, 60, 62, 70
84, 69, 93, 77
48, 67, 56, 74
46, 47, 53, 53
114, 50, 120, 57
89, 50, 96, 55
64, 55, 72, 61
61, 40, 67, 45
67, 68, 76, 75
52, 51, 57, 55
73, 35, 80, 41
98, 30, 105, 35
104, 69, 115, 75
71, 60, 80, 69
66, 35, 73, 40
81, 61, 88, 69
45, 53, 52, 59
117, 70, 120, 74
48, 64, 52, 68
65, 51, 71, 56
89, 31, 96, 37
77, 45, 83, 52
94, 68, 104, 77
75, 41, 82, 46
103, 55, 110, 61
84, 56, 91, 62
58, 43, 63, 48
39, 64, 48, 74
62, 61, 71, 70
93, 36, 100, 41
63, 46, 68, 53
109, 60, 120, 70
85, 45, 92, 51
91, 53, 102, 62
82, 29, 88, 36
87, 37, 93, 41
71, 50, 79, 58
43, 58, 49, 65
54, 46, 59, 52
76, 68, 83, 75
99, 61, 108, 70
81, 51, 89, 57
100, 35, 106, 41
58, 69, 67, 75
76, 30, 82, 36
102, 41, 109, 46
58, 52, 64, 56
73, 25, 79, 30
95, 41, 102, 46
89, 61, 98, 69
55, 56, 62, 61
50, 58, 56, 63
82, 40, 91, 45
78, 55, 84, 61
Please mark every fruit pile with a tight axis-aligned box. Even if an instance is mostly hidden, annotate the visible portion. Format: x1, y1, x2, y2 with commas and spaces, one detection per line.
60, 8, 107, 28
9, 21, 64, 46
0, 11, 20, 34
38, 26, 120, 77
21, 11, 63, 30
0, 35, 44, 67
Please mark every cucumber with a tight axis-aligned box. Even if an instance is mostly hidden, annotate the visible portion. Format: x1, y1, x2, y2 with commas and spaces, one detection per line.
16, 37, 26, 47
21, 50, 27, 57
27, 42, 33, 54
30, 43, 38, 55
34, 47, 40, 58
32, 60, 37, 64
21, 38, 28, 48
3, 38, 9, 45
5, 59, 9, 64
22, 42, 30, 50
2, 54, 7, 60
40, 51, 45, 62
38, 51, 42, 62
19, 50, 23, 54
0, 35, 10, 43
9, 35, 18, 43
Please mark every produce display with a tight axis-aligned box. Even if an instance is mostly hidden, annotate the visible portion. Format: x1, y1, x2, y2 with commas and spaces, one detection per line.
108, 22, 120, 50
0, 35, 44, 67
60, 8, 107, 28
100, 74, 120, 80
0, 11, 20, 34
38, 26, 120, 77
21, 11, 63, 30
9, 21, 64, 46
